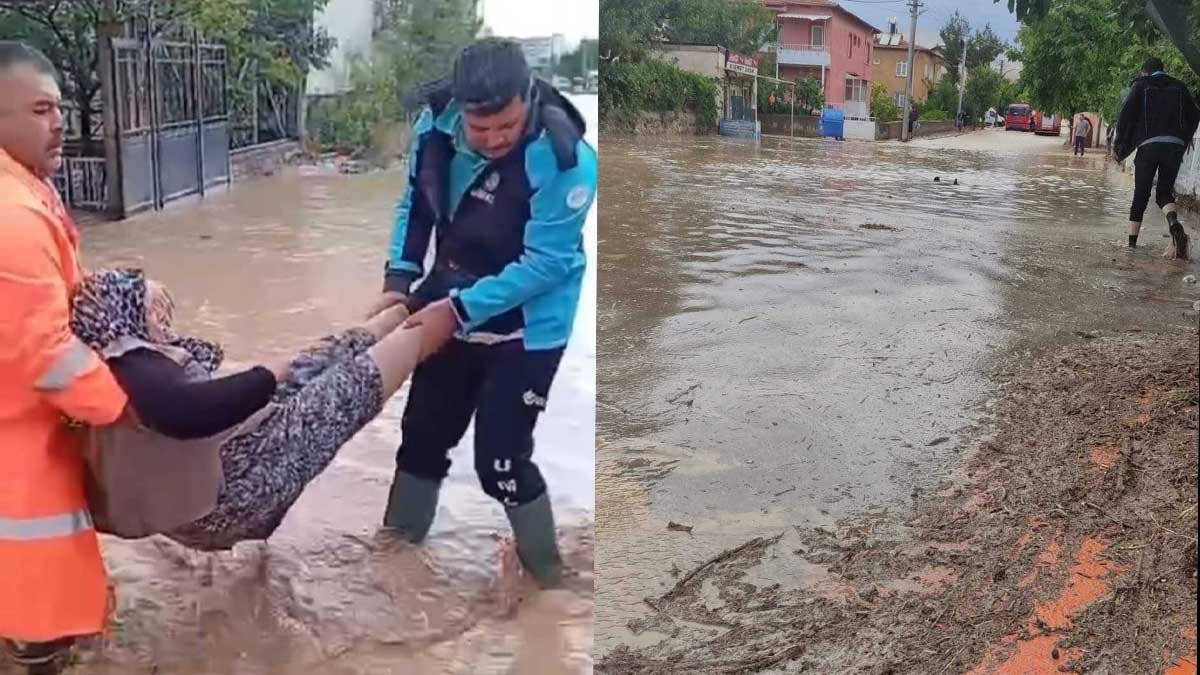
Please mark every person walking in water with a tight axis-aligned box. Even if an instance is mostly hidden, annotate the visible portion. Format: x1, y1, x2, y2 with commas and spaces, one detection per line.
365, 38, 597, 587
1073, 115, 1092, 156
0, 42, 131, 675
1114, 57, 1200, 259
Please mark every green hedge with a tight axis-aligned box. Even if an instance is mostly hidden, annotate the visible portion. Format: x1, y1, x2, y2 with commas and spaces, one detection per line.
600, 59, 720, 129
919, 109, 950, 121
758, 77, 824, 116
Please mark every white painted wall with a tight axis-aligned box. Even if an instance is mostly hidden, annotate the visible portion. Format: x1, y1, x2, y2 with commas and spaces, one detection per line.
843, 118, 875, 140
307, 0, 376, 96
652, 45, 725, 80
1179, 130, 1200, 200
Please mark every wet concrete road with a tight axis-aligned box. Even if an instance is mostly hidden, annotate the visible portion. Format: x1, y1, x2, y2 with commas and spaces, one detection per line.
595, 128, 1199, 657
22, 97, 597, 674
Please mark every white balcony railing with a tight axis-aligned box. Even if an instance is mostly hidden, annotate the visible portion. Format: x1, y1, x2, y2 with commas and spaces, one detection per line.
777, 43, 831, 67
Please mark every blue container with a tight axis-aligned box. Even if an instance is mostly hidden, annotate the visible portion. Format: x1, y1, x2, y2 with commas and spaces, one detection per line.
820, 108, 845, 139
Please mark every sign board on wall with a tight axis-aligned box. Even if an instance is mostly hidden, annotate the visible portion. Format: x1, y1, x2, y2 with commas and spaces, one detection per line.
725, 51, 759, 77
520, 37, 557, 69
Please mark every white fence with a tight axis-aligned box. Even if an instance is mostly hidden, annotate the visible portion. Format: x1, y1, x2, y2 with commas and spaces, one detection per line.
843, 118, 877, 140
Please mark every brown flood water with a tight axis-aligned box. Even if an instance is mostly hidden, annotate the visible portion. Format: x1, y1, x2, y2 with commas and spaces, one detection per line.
595, 128, 1199, 660
9, 97, 597, 675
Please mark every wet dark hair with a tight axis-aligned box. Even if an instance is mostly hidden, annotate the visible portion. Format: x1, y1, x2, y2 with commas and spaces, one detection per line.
452, 38, 532, 115
1142, 57, 1165, 74
0, 41, 57, 78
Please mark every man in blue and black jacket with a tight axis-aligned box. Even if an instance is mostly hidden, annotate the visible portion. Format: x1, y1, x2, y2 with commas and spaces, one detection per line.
366, 39, 596, 587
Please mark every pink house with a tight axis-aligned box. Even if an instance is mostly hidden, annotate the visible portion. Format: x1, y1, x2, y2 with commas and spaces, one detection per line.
765, 0, 879, 118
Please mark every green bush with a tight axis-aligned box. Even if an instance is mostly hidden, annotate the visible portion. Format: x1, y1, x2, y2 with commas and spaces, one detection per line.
757, 77, 823, 116
308, 57, 404, 155
869, 82, 900, 122
600, 59, 720, 129
919, 109, 950, 121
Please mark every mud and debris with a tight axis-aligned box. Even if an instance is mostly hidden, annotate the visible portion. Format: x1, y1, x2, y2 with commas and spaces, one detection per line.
599, 331, 1197, 674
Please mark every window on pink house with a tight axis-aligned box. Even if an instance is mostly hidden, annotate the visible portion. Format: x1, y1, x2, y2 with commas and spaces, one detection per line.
811, 25, 824, 47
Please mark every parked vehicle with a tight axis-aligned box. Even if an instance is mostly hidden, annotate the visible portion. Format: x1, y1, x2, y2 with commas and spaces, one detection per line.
1033, 111, 1063, 136
1006, 103, 1033, 131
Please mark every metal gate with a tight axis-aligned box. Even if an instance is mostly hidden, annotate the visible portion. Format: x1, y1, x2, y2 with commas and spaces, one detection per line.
110, 33, 230, 214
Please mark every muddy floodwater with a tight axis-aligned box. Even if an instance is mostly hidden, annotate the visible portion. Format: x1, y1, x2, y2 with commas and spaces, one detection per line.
595, 129, 1199, 660
14, 97, 597, 675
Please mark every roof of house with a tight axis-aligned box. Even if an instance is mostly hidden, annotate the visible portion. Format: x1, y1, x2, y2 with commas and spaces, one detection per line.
873, 37, 945, 58
765, 0, 882, 34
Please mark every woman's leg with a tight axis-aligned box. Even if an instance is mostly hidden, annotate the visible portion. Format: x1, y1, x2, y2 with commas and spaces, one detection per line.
269, 304, 409, 402
169, 324, 427, 550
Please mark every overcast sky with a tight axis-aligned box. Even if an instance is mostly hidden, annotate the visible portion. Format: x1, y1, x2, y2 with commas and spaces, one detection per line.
843, 0, 1021, 50
482, 0, 598, 45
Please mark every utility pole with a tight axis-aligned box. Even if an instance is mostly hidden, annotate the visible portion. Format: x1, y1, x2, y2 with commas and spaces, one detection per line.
899, 0, 920, 142
98, 0, 123, 216
955, 37, 968, 123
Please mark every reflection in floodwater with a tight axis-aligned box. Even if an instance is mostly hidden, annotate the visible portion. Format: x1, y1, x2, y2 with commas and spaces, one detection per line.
9, 98, 598, 675
595, 130, 1199, 657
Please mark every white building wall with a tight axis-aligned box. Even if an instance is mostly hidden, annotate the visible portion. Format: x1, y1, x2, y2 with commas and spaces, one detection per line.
307, 0, 376, 96
1179, 129, 1200, 200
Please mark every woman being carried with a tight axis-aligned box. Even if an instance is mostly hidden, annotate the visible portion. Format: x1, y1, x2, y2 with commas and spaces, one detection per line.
69, 268, 445, 551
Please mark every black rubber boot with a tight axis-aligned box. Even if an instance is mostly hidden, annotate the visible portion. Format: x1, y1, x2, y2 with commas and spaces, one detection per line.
505, 492, 564, 588
3, 638, 74, 675
382, 469, 441, 543
1168, 216, 1190, 260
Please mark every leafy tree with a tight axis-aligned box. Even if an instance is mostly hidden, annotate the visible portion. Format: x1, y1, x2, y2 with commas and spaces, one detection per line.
0, 0, 333, 150
869, 82, 900, 121
962, 63, 1006, 120
1010, 0, 1196, 126
938, 11, 1008, 86
996, 0, 1199, 76
558, 39, 599, 79
926, 74, 960, 115
599, 0, 668, 62
600, 0, 776, 62
661, 0, 777, 56
185, 0, 334, 145
997, 78, 1026, 112
308, 0, 479, 153
757, 75, 822, 115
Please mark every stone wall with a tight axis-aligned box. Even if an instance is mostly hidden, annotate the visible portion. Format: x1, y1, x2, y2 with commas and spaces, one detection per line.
760, 115, 958, 141
877, 119, 958, 140
599, 110, 712, 137
759, 114, 821, 137
230, 140, 302, 181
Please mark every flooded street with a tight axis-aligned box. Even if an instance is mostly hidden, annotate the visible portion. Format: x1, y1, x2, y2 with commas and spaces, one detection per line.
31, 97, 597, 675
595, 128, 1199, 661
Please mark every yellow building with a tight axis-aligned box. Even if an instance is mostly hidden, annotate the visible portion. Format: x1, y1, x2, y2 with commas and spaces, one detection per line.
870, 21, 946, 109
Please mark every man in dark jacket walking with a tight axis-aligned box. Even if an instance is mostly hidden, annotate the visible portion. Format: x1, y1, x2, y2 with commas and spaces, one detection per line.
1114, 57, 1200, 259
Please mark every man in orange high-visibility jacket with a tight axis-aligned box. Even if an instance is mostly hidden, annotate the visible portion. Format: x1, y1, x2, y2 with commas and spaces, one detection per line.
0, 42, 129, 674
